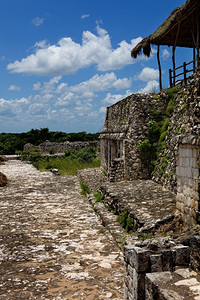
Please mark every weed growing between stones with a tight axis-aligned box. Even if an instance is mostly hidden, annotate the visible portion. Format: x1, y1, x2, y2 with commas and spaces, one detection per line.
79, 181, 90, 197
139, 232, 154, 241
116, 210, 135, 234
94, 190, 105, 203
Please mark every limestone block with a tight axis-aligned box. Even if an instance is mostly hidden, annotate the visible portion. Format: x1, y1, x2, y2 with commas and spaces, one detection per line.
124, 275, 133, 294
176, 200, 182, 212
186, 157, 190, 167
127, 264, 134, 277
162, 250, 173, 272
173, 245, 190, 267
193, 148, 198, 158
185, 196, 192, 208
130, 247, 151, 272
193, 191, 199, 203
193, 178, 199, 191
190, 236, 200, 271
124, 286, 128, 300
192, 167, 199, 179
145, 272, 172, 300
150, 254, 163, 272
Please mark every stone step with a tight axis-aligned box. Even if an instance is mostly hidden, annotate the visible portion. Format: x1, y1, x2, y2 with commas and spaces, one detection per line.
146, 268, 200, 299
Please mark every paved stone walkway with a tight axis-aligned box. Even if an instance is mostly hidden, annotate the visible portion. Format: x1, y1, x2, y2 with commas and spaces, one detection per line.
0, 160, 124, 300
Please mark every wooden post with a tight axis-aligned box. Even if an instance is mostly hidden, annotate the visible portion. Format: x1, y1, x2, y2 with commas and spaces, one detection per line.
169, 69, 172, 88
183, 62, 187, 85
157, 45, 162, 91
197, 14, 200, 68
172, 46, 176, 86
193, 47, 196, 72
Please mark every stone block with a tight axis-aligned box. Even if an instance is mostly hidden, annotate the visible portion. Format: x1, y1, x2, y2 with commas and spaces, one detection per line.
176, 166, 180, 177
192, 167, 199, 179
185, 196, 192, 208
124, 245, 135, 265
130, 247, 151, 272
145, 272, 172, 300
190, 236, 200, 271
193, 178, 199, 191
127, 264, 134, 277
186, 157, 190, 167
124, 275, 133, 293
150, 254, 163, 272
192, 148, 198, 158
193, 191, 199, 202
173, 245, 190, 267
176, 200, 182, 212
162, 250, 173, 272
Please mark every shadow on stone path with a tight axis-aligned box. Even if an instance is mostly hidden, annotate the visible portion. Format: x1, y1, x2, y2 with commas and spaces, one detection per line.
0, 160, 124, 300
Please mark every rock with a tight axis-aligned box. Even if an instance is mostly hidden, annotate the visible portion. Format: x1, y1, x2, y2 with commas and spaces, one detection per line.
0, 172, 8, 187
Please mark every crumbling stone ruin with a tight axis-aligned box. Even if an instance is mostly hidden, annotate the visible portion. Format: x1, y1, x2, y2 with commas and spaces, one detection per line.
100, 71, 200, 228
24, 140, 97, 154
98, 71, 200, 299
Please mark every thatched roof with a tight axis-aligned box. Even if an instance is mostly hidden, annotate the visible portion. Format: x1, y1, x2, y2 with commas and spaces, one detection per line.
131, 0, 200, 58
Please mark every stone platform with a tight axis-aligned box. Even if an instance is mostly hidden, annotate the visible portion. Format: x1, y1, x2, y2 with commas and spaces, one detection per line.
0, 161, 124, 299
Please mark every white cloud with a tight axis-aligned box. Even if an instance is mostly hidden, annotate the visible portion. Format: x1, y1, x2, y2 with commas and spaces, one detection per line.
34, 40, 49, 49
8, 84, 21, 91
81, 14, 90, 19
69, 73, 132, 93
138, 80, 159, 93
33, 82, 41, 90
31, 17, 44, 26
101, 90, 132, 105
98, 38, 142, 71
7, 26, 143, 76
135, 67, 159, 82
162, 48, 170, 60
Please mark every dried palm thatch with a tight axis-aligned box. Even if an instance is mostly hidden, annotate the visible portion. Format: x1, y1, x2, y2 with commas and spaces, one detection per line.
131, 0, 200, 58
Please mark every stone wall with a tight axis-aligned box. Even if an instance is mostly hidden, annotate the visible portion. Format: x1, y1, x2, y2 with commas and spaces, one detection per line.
100, 72, 200, 227
175, 136, 200, 228
153, 71, 200, 192
100, 92, 168, 181
124, 237, 200, 300
24, 140, 98, 154
100, 72, 200, 189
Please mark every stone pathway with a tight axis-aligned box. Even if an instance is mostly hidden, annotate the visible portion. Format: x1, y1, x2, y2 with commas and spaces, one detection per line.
0, 160, 124, 300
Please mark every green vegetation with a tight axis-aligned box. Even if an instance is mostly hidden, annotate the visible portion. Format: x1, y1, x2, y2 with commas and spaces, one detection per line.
94, 190, 105, 203
80, 181, 90, 196
0, 128, 99, 155
64, 146, 97, 163
21, 147, 101, 176
137, 87, 178, 170
139, 232, 153, 241
116, 209, 134, 233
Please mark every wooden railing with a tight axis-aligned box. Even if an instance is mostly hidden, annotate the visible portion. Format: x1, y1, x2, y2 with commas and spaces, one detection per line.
169, 58, 199, 87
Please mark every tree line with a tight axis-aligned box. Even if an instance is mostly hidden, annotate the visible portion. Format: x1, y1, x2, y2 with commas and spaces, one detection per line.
0, 128, 99, 155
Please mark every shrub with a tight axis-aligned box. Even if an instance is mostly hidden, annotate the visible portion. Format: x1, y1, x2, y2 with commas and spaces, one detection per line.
65, 146, 96, 163
137, 139, 151, 152
166, 99, 175, 116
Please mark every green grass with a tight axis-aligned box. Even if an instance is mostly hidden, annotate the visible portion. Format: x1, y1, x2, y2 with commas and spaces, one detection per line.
32, 157, 101, 175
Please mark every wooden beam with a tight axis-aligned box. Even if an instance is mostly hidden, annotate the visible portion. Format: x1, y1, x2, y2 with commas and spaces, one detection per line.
193, 47, 196, 72
157, 45, 162, 91
172, 46, 176, 86
197, 13, 200, 67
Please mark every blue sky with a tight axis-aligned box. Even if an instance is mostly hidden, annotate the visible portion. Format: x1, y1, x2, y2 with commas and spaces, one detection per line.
0, 0, 190, 133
